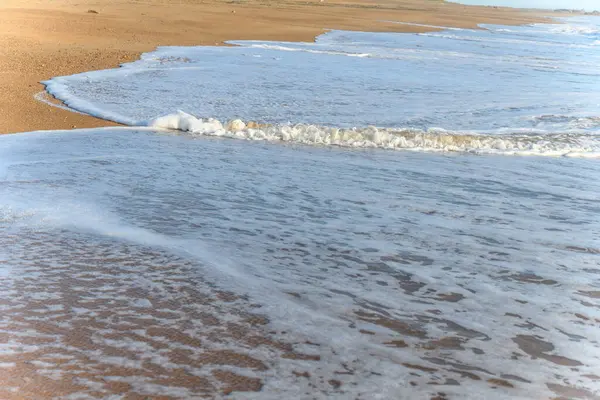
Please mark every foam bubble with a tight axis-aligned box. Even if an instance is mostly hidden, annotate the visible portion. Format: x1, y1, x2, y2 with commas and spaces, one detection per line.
150, 111, 224, 133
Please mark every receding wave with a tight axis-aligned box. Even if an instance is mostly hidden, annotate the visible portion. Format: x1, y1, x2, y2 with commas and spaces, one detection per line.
150, 111, 600, 157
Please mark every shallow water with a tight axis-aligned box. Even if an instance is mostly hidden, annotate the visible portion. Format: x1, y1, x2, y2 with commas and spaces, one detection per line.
44, 17, 600, 156
1, 128, 599, 399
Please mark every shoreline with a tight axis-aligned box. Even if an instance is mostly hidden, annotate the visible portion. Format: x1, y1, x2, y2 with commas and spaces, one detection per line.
0, 0, 571, 135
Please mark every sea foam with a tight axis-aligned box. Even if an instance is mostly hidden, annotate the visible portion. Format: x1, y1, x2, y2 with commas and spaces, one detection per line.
150, 111, 600, 157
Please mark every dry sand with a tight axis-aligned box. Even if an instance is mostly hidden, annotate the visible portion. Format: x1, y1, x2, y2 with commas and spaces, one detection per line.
0, 0, 563, 134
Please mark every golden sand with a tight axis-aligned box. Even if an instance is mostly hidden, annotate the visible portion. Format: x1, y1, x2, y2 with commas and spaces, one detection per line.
0, 0, 562, 134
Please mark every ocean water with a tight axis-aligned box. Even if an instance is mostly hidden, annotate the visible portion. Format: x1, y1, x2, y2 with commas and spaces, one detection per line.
1, 16, 600, 400
44, 17, 600, 157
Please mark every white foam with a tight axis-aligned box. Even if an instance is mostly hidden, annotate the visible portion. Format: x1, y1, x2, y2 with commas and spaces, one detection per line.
33, 91, 85, 115
43, 78, 141, 126
150, 111, 600, 157
151, 112, 224, 133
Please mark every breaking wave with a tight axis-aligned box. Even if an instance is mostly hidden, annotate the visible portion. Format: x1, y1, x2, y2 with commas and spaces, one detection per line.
150, 111, 600, 157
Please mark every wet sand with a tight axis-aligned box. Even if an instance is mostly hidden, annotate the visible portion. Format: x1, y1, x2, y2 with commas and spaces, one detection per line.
3, 228, 597, 399
0, 0, 562, 134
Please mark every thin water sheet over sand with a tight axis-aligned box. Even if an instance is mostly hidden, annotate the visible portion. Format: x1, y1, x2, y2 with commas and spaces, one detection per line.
1, 129, 599, 399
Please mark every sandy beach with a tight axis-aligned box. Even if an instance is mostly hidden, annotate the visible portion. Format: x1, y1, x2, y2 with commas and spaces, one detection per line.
0, 0, 559, 134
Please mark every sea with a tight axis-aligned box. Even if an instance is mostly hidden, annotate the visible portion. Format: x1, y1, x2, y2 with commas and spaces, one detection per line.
0, 15, 599, 400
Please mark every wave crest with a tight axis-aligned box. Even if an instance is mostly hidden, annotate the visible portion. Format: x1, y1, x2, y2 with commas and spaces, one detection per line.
150, 111, 600, 158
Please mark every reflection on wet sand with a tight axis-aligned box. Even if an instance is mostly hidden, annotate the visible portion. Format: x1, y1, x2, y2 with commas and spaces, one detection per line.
2, 227, 598, 399
0, 232, 318, 398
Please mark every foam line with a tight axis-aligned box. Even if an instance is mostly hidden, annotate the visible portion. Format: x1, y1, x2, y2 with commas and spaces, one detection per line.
150, 111, 600, 157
